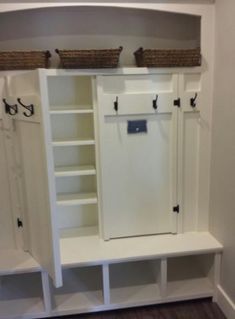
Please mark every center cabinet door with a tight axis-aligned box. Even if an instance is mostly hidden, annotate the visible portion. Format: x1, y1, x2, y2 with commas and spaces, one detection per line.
6, 70, 62, 287
97, 74, 178, 240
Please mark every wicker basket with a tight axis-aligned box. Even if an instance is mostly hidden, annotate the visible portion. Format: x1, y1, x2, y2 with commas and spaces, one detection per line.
0, 50, 51, 70
55, 47, 123, 69
134, 47, 201, 67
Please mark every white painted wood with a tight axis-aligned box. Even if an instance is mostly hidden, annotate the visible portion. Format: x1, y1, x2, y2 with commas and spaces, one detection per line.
97, 74, 178, 239
0, 272, 45, 319
0, 250, 40, 275
217, 285, 235, 319
0, 119, 16, 249
57, 193, 98, 206
213, 253, 222, 302
167, 254, 214, 300
178, 73, 202, 233
109, 260, 161, 305
7, 70, 62, 287
55, 165, 96, 177
41, 271, 52, 314
58, 205, 98, 230
51, 266, 104, 313
102, 264, 110, 305
50, 106, 93, 115
161, 258, 167, 298
52, 138, 95, 147
60, 230, 222, 267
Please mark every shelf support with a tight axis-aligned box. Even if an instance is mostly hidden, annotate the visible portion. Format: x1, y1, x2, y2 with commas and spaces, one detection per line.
102, 264, 110, 305
41, 271, 53, 314
213, 252, 222, 302
160, 258, 167, 299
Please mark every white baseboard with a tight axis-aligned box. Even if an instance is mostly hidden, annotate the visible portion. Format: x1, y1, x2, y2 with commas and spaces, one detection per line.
216, 285, 235, 319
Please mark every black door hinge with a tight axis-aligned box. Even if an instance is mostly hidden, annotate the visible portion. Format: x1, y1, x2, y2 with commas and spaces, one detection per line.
173, 205, 180, 213
17, 218, 23, 228
174, 98, 181, 108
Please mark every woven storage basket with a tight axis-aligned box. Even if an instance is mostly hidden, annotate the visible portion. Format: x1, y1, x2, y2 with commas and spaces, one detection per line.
134, 47, 201, 67
55, 47, 123, 69
0, 50, 51, 70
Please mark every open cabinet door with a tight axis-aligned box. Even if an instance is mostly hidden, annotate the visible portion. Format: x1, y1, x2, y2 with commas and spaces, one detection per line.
6, 70, 62, 287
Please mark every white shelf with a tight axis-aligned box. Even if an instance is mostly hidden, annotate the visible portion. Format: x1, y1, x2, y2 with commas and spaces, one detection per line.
60, 230, 223, 267
55, 165, 96, 177
0, 272, 44, 318
52, 138, 95, 147
167, 255, 214, 300
110, 261, 161, 306
0, 250, 41, 275
167, 277, 213, 301
57, 193, 98, 206
51, 266, 104, 315
50, 106, 93, 115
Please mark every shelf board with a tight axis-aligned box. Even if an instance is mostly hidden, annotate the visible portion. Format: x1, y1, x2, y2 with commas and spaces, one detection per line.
52, 138, 95, 147
60, 230, 223, 268
57, 193, 98, 206
0, 249, 41, 275
55, 165, 96, 177
166, 277, 214, 301
50, 106, 93, 115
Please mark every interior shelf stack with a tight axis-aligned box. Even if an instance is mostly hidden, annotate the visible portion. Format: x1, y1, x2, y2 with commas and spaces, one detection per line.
47, 75, 99, 235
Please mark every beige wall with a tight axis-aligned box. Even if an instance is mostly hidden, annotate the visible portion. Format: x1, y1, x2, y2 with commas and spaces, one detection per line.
0, 7, 200, 67
210, 0, 235, 308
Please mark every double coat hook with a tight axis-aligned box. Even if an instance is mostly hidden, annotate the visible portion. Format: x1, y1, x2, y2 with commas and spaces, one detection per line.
190, 93, 198, 108
17, 98, 34, 117
153, 95, 158, 110
2, 99, 18, 116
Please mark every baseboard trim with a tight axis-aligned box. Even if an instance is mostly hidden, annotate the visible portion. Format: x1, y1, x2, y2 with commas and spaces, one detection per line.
217, 285, 235, 319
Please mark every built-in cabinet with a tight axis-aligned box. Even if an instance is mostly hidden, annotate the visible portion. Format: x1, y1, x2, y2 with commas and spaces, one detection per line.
0, 68, 223, 319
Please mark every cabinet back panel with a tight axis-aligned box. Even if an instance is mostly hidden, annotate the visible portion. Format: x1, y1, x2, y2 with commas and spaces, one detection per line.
102, 75, 173, 94
48, 76, 92, 107
56, 175, 97, 194
53, 145, 95, 167
51, 114, 94, 140
58, 205, 98, 229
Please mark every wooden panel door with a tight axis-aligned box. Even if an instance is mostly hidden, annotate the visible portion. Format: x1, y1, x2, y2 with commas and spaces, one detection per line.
6, 70, 62, 287
97, 74, 178, 240
177, 73, 202, 232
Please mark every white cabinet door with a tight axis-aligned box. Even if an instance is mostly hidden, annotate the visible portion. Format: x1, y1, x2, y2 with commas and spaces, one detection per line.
5, 70, 62, 287
177, 73, 202, 232
97, 74, 178, 239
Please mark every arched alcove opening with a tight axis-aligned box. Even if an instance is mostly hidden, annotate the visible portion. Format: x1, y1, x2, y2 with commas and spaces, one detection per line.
0, 6, 200, 66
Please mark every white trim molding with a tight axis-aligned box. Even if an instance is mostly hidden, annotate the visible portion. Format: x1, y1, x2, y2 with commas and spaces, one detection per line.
216, 285, 235, 319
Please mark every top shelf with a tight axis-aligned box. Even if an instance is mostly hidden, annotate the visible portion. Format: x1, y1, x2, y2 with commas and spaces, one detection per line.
45, 67, 203, 77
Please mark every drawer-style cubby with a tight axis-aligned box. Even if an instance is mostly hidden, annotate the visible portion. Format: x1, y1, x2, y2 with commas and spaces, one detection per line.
167, 254, 215, 300
51, 266, 104, 313
0, 272, 44, 318
109, 260, 161, 306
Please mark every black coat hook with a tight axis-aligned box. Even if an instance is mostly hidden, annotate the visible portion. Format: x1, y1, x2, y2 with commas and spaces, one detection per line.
153, 95, 158, 110
2, 99, 18, 116
190, 93, 198, 108
17, 98, 34, 117
114, 96, 118, 113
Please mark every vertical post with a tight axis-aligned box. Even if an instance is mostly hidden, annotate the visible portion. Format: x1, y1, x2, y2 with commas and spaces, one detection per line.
41, 271, 52, 314
102, 264, 110, 305
213, 252, 222, 302
160, 258, 167, 299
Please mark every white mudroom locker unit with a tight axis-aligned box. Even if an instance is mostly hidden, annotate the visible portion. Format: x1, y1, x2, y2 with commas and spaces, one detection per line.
0, 1, 230, 319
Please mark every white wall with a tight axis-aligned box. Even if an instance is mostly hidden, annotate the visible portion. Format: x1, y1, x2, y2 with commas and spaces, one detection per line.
0, 7, 200, 66
210, 0, 235, 317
